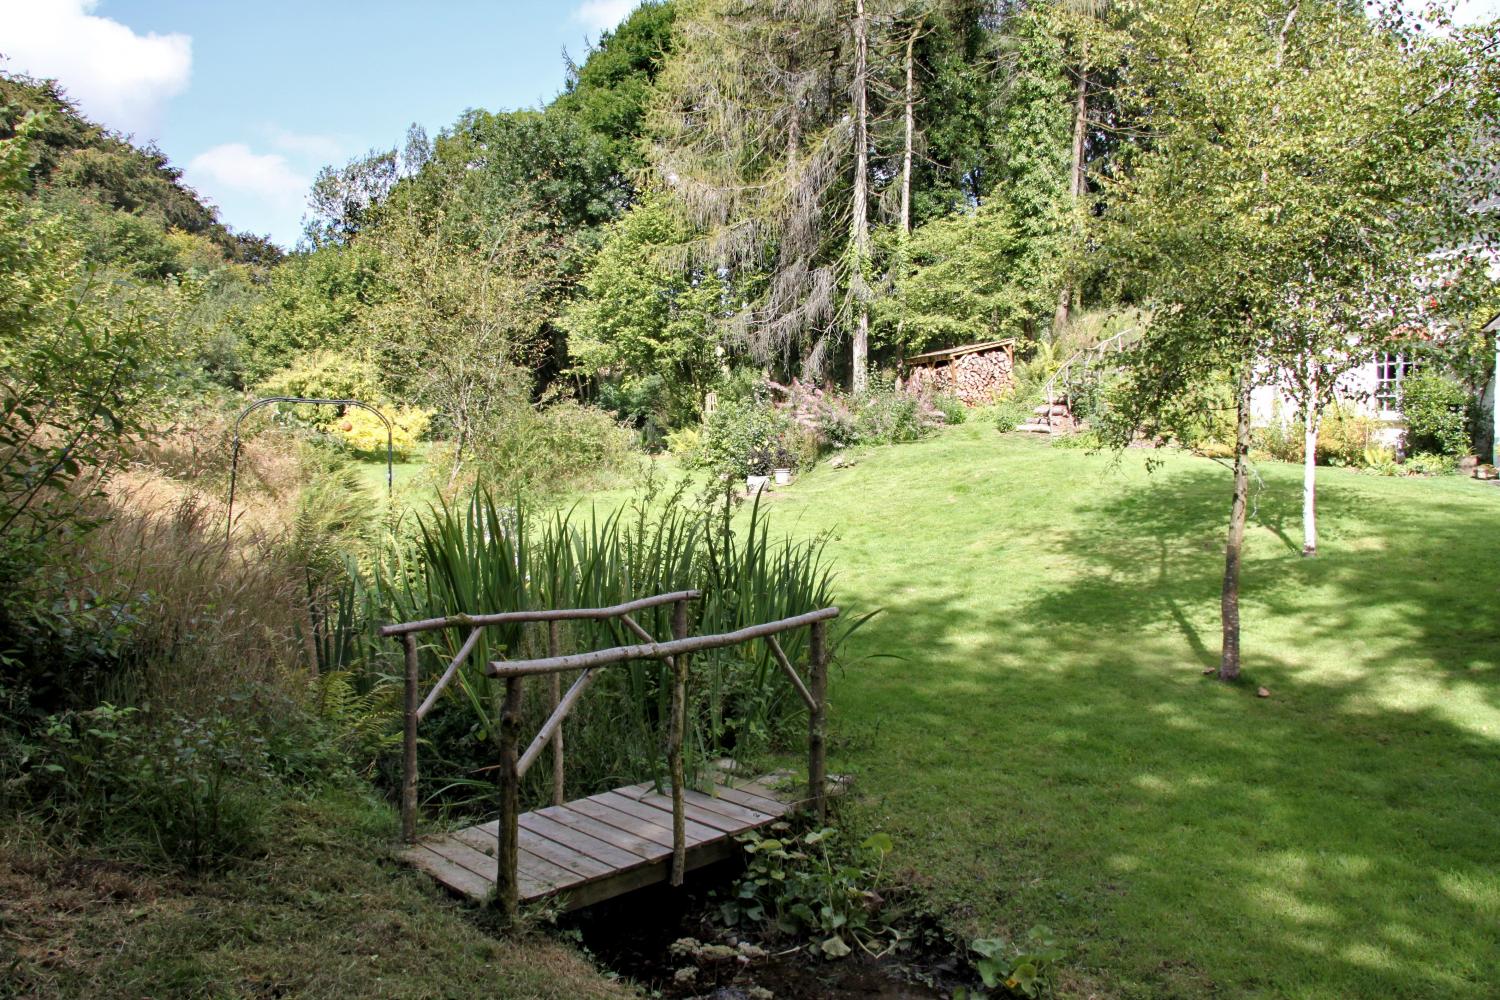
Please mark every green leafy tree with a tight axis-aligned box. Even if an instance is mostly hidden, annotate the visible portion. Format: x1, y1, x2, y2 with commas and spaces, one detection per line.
1, 73, 257, 265
881, 3, 1073, 353
303, 148, 399, 249
0, 118, 191, 701
561, 196, 725, 429
242, 245, 387, 381
1096, 0, 1499, 679
554, 0, 678, 177
881, 196, 1056, 349
363, 180, 559, 487
1049, 0, 1122, 334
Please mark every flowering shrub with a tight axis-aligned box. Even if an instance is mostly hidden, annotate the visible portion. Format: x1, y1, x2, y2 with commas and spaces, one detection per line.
769, 374, 947, 447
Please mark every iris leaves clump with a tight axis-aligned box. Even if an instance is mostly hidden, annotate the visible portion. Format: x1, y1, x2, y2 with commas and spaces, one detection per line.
368, 485, 868, 815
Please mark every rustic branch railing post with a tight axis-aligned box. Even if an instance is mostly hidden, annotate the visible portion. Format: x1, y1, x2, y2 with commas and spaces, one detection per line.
393, 596, 837, 912
808, 619, 828, 824
401, 633, 419, 843
668, 599, 691, 885
548, 620, 564, 807
495, 675, 523, 922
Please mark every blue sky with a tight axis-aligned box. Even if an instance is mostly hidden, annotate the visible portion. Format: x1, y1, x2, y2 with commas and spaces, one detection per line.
0, 0, 641, 246
3, 0, 1497, 248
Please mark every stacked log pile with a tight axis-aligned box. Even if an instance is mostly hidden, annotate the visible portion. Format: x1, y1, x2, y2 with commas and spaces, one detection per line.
901, 341, 1016, 405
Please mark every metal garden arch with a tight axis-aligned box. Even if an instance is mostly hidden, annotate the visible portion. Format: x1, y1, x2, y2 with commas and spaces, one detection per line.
226, 396, 393, 540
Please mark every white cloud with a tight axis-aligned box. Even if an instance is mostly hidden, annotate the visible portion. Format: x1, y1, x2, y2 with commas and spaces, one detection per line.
0, 0, 191, 139
185, 142, 310, 244
572, 0, 637, 34
187, 143, 307, 207
265, 127, 345, 166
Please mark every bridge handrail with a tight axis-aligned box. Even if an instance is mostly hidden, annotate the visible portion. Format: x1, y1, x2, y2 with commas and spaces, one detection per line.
378, 590, 702, 637
1041, 326, 1138, 422
384, 592, 839, 923
383, 589, 703, 845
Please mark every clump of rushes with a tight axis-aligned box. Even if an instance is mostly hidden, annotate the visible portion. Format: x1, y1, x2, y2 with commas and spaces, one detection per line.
368, 482, 872, 816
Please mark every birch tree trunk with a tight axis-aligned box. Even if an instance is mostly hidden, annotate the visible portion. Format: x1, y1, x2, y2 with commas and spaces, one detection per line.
1220, 371, 1252, 681
1302, 362, 1319, 557
851, 0, 871, 393
900, 19, 918, 236
1492, 332, 1499, 466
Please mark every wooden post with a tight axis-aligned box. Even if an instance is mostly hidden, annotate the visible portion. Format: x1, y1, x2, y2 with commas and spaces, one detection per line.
495, 675, 523, 923
668, 599, 689, 886
401, 633, 419, 843
807, 620, 828, 824
548, 620, 564, 806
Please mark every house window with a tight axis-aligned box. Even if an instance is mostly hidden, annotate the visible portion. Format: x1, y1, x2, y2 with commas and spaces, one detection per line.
1375, 352, 1418, 410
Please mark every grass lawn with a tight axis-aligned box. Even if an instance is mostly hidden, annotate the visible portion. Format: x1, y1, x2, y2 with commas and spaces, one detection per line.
354, 458, 429, 500
0, 787, 626, 1000
742, 423, 1500, 999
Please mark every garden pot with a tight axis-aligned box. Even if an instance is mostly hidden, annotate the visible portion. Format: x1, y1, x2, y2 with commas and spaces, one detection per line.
773, 467, 793, 486
746, 474, 770, 494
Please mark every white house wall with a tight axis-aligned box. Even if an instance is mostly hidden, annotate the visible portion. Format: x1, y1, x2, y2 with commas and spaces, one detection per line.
1249, 362, 1403, 446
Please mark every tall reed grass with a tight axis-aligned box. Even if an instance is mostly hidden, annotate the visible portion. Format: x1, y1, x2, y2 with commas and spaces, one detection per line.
369, 480, 865, 817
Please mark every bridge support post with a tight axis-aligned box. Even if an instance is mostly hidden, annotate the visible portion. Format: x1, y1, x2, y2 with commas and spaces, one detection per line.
402, 634, 419, 843
808, 620, 828, 824
548, 621, 564, 807
668, 599, 689, 886
495, 675, 523, 922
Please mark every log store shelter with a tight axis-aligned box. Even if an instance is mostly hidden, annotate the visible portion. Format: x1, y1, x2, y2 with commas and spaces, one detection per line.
899, 338, 1016, 405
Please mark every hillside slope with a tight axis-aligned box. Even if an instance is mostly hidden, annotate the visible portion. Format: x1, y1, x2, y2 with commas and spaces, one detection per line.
1, 787, 627, 999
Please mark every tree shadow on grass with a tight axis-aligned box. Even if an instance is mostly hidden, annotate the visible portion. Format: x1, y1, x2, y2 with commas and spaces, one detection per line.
827, 465, 1500, 998
1025, 465, 1500, 698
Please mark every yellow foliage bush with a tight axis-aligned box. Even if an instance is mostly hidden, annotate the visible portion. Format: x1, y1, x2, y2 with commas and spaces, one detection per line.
330, 405, 431, 460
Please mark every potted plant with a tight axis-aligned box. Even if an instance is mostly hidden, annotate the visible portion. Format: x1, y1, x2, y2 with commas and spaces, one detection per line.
745, 446, 774, 494
772, 444, 795, 486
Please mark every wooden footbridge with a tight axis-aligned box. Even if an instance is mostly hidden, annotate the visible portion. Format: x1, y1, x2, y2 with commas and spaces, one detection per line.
380, 591, 837, 920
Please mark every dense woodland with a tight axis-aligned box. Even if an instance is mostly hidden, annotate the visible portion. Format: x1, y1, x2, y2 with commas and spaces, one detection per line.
2, 1, 1500, 995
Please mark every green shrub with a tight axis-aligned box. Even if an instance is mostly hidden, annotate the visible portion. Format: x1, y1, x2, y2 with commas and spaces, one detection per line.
967, 927, 1067, 999
429, 395, 639, 502
1401, 372, 1470, 457
928, 392, 968, 425
1361, 445, 1402, 476
802, 375, 945, 448
665, 426, 701, 458
1051, 428, 1103, 450
1252, 403, 1379, 466
692, 373, 948, 478
1321, 409, 1381, 466
992, 394, 1037, 433
1403, 451, 1458, 476
695, 394, 796, 478
5, 703, 273, 870
780, 424, 824, 470
854, 373, 937, 443
715, 824, 898, 959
